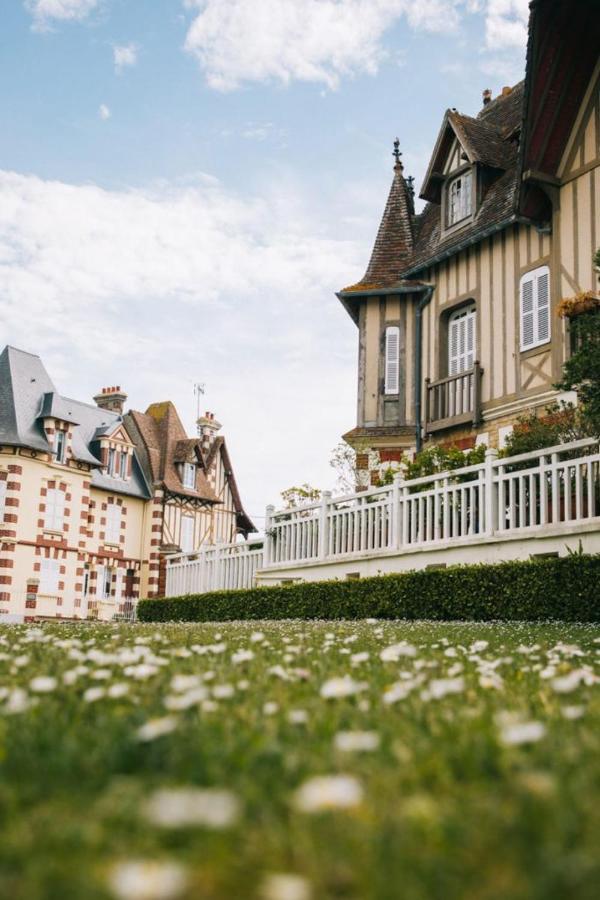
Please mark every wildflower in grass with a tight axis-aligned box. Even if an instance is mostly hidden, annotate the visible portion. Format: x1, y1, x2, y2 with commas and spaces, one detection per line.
212, 684, 235, 699
201, 699, 218, 713
136, 716, 178, 742
470, 640, 489, 653
91, 668, 112, 681
164, 686, 208, 710
380, 643, 416, 661
261, 872, 311, 900
237, 679, 250, 690
143, 787, 240, 829
551, 669, 594, 693
479, 672, 503, 690
288, 709, 308, 725
108, 859, 189, 900
350, 651, 369, 666
108, 683, 129, 699
123, 664, 159, 680
84, 687, 106, 703
263, 701, 279, 715
232, 649, 254, 664
4, 688, 31, 714
561, 705, 584, 719
421, 677, 465, 700
250, 631, 264, 643
320, 676, 367, 699
170, 674, 202, 693
268, 665, 291, 681
294, 775, 364, 813
334, 731, 380, 752
383, 679, 419, 704
498, 718, 546, 746
29, 676, 57, 693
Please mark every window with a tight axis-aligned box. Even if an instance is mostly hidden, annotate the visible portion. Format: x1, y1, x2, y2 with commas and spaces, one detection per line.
107, 448, 116, 476
180, 515, 195, 552
520, 266, 550, 351
447, 171, 472, 226
45, 488, 65, 531
83, 567, 90, 598
119, 451, 128, 480
105, 503, 121, 544
384, 326, 400, 394
96, 564, 113, 600
39, 558, 60, 595
182, 463, 196, 489
54, 430, 66, 464
449, 306, 476, 374
0, 479, 6, 522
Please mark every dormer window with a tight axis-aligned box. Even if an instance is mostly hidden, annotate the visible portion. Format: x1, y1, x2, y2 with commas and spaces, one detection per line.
107, 448, 116, 476
119, 451, 128, 480
447, 170, 473, 227
54, 430, 66, 464
182, 462, 196, 489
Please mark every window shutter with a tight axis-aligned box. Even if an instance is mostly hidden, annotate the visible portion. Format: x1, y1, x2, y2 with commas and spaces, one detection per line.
181, 516, 195, 553
520, 273, 535, 349
45, 489, 65, 531
106, 504, 121, 544
465, 310, 475, 370
40, 558, 60, 594
449, 307, 476, 374
384, 326, 400, 394
449, 317, 460, 374
536, 268, 550, 343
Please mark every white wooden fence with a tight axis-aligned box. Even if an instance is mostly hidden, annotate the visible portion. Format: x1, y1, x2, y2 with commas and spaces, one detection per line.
165, 438, 600, 595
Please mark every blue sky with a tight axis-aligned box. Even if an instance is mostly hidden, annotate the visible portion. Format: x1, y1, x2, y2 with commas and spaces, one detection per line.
0, 1, 528, 524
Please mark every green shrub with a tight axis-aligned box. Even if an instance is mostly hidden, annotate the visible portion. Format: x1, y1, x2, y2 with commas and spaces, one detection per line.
138, 554, 600, 623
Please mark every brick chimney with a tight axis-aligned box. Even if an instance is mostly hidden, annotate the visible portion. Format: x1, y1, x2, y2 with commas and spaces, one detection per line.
196, 411, 222, 453
93, 386, 128, 415
482, 88, 492, 106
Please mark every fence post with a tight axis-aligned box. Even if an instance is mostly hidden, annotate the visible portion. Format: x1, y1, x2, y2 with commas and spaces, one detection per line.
484, 447, 499, 535
391, 472, 404, 549
263, 505, 275, 568
318, 491, 332, 560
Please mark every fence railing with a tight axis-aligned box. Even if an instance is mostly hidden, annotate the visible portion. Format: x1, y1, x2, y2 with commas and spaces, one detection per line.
425, 362, 483, 433
164, 437, 600, 594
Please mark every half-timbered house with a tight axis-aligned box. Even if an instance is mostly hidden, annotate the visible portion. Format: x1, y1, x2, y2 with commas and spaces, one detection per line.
338, 0, 599, 486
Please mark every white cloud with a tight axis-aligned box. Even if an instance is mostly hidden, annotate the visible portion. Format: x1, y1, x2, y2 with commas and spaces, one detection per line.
484, 0, 529, 49
113, 42, 138, 73
183, 0, 475, 91
25, 0, 100, 29
98, 103, 111, 119
0, 169, 364, 516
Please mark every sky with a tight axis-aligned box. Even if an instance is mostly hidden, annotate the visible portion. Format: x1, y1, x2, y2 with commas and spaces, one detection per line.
0, 0, 529, 527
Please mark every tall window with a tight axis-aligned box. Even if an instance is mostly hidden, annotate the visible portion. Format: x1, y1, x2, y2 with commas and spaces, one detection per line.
384, 326, 400, 394
119, 451, 128, 480
40, 558, 60, 594
105, 503, 121, 544
182, 463, 196, 489
96, 564, 113, 600
0, 479, 6, 522
447, 171, 472, 226
180, 515, 195, 552
107, 448, 116, 476
520, 266, 550, 351
45, 488, 65, 531
54, 430, 66, 464
449, 306, 476, 374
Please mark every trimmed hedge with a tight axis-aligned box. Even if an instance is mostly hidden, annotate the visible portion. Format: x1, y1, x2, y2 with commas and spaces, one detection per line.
137, 554, 600, 623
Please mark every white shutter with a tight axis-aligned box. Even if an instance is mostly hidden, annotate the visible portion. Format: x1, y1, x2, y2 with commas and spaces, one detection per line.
521, 266, 550, 350
40, 558, 60, 594
536, 268, 550, 343
465, 309, 475, 370
384, 326, 400, 394
449, 307, 476, 374
180, 515, 195, 552
449, 317, 460, 374
0, 480, 6, 521
45, 489, 65, 531
106, 504, 121, 544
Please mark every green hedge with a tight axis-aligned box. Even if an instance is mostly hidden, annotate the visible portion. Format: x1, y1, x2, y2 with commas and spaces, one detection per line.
137, 554, 600, 623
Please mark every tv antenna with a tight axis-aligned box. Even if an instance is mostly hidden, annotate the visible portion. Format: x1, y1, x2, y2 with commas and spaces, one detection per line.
193, 382, 206, 422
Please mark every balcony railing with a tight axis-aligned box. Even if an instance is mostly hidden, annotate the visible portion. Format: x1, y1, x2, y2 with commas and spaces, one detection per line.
425, 362, 483, 433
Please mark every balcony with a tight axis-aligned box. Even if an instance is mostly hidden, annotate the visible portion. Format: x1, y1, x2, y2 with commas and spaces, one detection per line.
424, 362, 483, 434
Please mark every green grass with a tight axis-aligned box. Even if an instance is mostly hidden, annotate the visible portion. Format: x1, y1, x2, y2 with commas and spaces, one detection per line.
0, 620, 598, 900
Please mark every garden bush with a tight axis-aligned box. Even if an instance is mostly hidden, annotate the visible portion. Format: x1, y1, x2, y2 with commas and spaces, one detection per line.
138, 554, 600, 623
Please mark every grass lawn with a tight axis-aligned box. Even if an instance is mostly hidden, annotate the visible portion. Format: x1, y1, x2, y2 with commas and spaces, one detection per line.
0, 620, 598, 900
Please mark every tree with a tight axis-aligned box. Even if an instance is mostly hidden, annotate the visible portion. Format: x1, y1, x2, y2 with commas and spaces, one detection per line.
329, 442, 360, 494
280, 484, 321, 508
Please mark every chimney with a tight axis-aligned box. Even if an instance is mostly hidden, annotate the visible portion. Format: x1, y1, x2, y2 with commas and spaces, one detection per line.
93, 385, 128, 415
196, 410, 222, 452
501, 85, 512, 97
482, 88, 492, 106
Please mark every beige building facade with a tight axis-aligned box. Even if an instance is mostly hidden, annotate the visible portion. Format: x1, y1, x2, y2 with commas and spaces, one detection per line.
339, 0, 599, 485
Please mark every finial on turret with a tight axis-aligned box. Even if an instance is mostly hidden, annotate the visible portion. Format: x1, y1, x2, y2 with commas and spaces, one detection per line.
393, 137, 403, 171
406, 175, 415, 213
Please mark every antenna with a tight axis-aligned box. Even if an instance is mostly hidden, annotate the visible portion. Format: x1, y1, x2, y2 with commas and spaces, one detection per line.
193, 382, 205, 425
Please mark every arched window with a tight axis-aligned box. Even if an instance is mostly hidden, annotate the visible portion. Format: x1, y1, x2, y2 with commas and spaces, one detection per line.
448, 306, 476, 375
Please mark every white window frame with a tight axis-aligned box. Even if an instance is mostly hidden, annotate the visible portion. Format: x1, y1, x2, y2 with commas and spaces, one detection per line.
447, 170, 473, 227
119, 451, 128, 480
182, 462, 196, 489
520, 265, 551, 351
105, 503, 121, 544
39, 558, 60, 595
448, 306, 476, 375
107, 448, 116, 476
45, 488, 65, 532
0, 479, 6, 522
384, 326, 400, 395
54, 430, 66, 464
96, 564, 113, 600
180, 514, 195, 553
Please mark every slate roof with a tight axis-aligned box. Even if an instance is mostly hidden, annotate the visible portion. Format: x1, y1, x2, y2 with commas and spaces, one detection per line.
0, 346, 151, 500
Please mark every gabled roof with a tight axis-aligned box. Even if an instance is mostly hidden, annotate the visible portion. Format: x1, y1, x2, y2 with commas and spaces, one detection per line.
125, 403, 218, 503
0, 346, 151, 500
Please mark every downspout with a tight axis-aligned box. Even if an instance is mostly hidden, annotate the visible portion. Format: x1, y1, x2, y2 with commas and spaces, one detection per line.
414, 285, 434, 452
